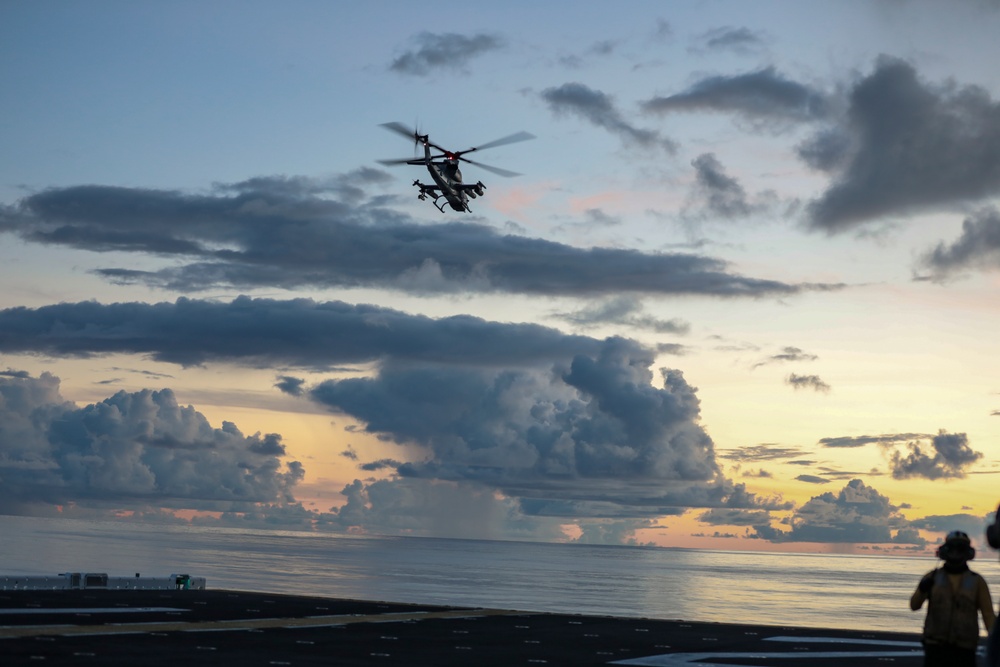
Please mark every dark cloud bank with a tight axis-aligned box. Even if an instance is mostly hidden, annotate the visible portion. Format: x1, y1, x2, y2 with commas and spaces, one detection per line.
0, 295, 960, 547
0, 299, 776, 534
0, 177, 828, 299
819, 430, 983, 480
641, 57, 1000, 278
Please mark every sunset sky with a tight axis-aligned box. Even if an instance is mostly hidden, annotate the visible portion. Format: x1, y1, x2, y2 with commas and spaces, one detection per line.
3, 0, 1000, 554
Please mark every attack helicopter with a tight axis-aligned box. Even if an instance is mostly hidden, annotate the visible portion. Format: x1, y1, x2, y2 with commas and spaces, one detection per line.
377, 122, 535, 213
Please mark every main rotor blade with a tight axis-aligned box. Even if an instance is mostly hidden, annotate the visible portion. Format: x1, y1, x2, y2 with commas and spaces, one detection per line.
380, 121, 419, 141
461, 157, 522, 178
377, 157, 426, 166
466, 131, 536, 153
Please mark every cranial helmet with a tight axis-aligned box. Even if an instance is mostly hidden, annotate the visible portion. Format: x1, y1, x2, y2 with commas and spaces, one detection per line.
936, 530, 976, 562
986, 504, 1000, 550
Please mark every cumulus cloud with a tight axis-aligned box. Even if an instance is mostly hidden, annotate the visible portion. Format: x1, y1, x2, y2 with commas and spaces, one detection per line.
573, 519, 656, 546
0, 296, 786, 533
317, 478, 566, 542
0, 372, 303, 515
889, 430, 982, 480
308, 338, 779, 519
540, 82, 678, 152
751, 479, 923, 545
389, 32, 504, 76
806, 56, 1000, 232
0, 179, 828, 298
641, 66, 829, 128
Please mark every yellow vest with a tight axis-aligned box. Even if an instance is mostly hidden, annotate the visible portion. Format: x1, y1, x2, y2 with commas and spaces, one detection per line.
924, 569, 983, 649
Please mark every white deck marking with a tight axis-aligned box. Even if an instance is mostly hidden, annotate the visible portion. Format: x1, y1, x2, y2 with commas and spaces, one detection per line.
612, 635, 923, 666
0, 607, 187, 615
0, 607, 536, 639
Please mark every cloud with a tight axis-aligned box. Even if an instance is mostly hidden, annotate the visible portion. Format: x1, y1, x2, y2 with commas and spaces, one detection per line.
0, 297, 628, 369
389, 32, 504, 76
795, 474, 831, 484
797, 129, 852, 172
697, 507, 774, 526
317, 478, 566, 542
0, 372, 303, 515
641, 66, 829, 128
0, 296, 609, 370
557, 39, 623, 69
751, 479, 923, 545
786, 373, 831, 393
359, 458, 403, 472
910, 513, 992, 542
719, 444, 806, 462
573, 518, 656, 546
0, 296, 782, 528
692, 27, 768, 55
650, 19, 673, 42
753, 346, 818, 369
685, 153, 776, 220
819, 433, 930, 448
0, 180, 830, 298
806, 56, 1000, 232
889, 430, 983, 480
274, 376, 306, 397
551, 296, 690, 334
920, 206, 1000, 278
540, 82, 678, 152
308, 337, 779, 519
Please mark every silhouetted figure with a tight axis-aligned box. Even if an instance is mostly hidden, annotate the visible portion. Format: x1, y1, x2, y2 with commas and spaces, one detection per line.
911, 531, 995, 667
985, 505, 1000, 667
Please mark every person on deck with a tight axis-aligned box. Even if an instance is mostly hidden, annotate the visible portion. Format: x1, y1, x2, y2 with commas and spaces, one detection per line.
911, 530, 995, 667
985, 505, 1000, 667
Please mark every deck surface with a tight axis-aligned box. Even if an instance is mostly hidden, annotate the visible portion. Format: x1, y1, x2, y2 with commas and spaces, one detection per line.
0, 589, 930, 666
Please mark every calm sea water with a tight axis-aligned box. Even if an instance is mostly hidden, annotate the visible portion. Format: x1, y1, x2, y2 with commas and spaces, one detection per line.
0, 514, 963, 634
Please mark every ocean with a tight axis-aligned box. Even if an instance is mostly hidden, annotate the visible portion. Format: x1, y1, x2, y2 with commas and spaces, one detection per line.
0, 514, 961, 634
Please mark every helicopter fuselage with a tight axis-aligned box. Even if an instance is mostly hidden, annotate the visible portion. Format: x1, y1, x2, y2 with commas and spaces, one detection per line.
424, 153, 468, 212
379, 122, 529, 213
409, 142, 483, 212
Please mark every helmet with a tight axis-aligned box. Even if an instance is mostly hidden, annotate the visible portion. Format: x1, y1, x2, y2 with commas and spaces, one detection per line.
986, 504, 1000, 550
936, 530, 976, 561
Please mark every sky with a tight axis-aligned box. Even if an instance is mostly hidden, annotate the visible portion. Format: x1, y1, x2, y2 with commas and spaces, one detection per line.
3, 0, 1000, 555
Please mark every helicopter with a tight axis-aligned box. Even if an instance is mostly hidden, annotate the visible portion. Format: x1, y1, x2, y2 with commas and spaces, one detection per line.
378, 122, 535, 213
